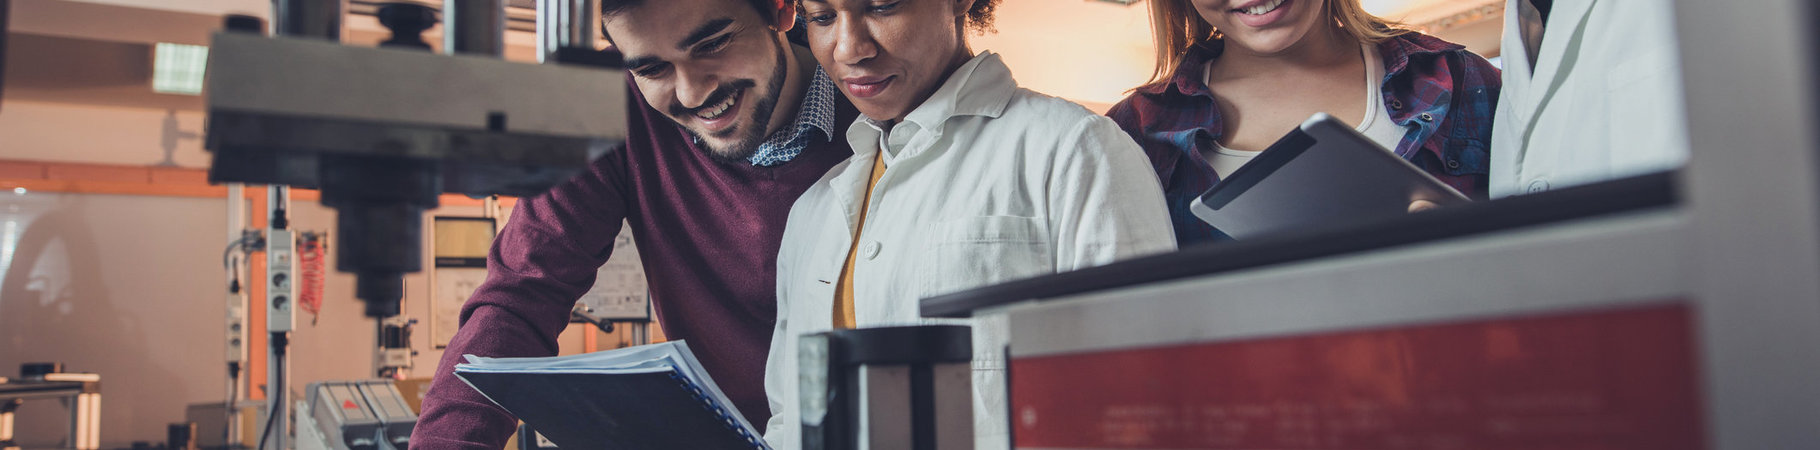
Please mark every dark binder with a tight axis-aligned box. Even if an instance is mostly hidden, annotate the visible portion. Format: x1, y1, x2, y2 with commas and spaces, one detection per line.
455, 341, 768, 450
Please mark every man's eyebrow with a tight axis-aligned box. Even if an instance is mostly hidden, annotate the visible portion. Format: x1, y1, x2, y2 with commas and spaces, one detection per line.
623, 55, 662, 69
677, 18, 735, 51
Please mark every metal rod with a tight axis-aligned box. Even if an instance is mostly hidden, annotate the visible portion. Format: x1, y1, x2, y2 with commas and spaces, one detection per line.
1, 0, 11, 113
444, 0, 506, 57
376, 321, 388, 378
225, 183, 248, 447
536, 0, 598, 63
272, 0, 346, 41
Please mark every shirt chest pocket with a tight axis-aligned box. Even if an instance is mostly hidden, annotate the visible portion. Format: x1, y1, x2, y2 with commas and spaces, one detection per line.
918, 216, 1052, 299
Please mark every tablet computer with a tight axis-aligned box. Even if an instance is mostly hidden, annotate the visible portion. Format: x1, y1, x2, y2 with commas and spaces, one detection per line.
1189, 113, 1469, 239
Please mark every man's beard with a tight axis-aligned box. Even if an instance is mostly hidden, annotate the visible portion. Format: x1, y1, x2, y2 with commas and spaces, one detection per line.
672, 34, 791, 165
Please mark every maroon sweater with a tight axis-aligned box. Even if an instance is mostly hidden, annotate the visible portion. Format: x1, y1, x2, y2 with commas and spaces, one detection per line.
411, 83, 857, 449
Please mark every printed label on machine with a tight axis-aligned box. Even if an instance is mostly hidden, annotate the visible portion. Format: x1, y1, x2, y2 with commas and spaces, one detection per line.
1009, 303, 1704, 449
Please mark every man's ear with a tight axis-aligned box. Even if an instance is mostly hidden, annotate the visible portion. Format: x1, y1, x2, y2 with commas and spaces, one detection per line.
774, 0, 799, 33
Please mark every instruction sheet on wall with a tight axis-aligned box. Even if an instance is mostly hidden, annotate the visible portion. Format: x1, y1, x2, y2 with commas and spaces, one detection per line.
431, 217, 497, 348
432, 220, 650, 347
432, 267, 488, 347
574, 225, 651, 322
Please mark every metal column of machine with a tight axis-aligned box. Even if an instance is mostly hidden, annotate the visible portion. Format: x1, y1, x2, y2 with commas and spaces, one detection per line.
536, 0, 598, 63
356, 0, 505, 382
264, 3, 342, 449
445, 0, 506, 57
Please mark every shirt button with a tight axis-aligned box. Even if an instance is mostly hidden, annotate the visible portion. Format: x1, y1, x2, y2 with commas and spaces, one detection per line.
1388, 99, 1404, 110
1446, 159, 1461, 169
1527, 179, 1550, 193
861, 241, 881, 260
1419, 112, 1435, 122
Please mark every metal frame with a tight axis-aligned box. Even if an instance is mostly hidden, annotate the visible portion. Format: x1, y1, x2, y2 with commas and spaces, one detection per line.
224, 183, 251, 447
1001, 208, 1687, 359
1674, 0, 1820, 447
0, 380, 101, 450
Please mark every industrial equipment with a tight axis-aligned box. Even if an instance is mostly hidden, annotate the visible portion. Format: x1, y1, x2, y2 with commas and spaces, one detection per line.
296, 380, 417, 450
0, 364, 101, 450
374, 318, 418, 379
204, 0, 625, 321
204, 1, 624, 448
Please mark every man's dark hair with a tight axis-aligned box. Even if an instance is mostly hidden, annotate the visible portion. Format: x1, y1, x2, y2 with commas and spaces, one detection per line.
601, 0, 783, 25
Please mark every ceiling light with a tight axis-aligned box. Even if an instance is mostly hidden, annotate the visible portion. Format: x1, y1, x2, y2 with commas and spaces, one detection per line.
153, 43, 209, 95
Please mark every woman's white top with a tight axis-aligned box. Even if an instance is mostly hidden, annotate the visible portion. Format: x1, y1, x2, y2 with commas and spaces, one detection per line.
1205, 43, 1406, 179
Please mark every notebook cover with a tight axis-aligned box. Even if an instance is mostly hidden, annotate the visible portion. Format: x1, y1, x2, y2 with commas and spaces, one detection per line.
458, 369, 762, 450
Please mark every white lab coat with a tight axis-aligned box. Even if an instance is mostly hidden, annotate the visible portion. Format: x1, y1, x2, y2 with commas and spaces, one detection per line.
763, 52, 1177, 449
1489, 0, 1690, 198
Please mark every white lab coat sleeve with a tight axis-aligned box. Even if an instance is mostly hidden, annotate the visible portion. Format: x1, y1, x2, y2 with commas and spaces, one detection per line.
763, 211, 804, 449
1488, 0, 1530, 199
1047, 114, 1179, 269
761, 293, 797, 449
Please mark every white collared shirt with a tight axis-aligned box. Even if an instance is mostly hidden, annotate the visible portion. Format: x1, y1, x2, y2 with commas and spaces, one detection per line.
1489, 0, 1689, 197
763, 52, 1177, 449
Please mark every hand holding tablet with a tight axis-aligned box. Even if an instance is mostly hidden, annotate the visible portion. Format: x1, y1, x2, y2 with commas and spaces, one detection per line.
1190, 113, 1469, 239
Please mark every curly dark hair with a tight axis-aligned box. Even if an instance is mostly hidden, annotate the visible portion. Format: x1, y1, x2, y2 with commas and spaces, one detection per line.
964, 0, 1001, 33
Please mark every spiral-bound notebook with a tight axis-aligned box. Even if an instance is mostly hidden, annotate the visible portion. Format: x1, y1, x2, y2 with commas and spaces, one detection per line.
455, 341, 769, 450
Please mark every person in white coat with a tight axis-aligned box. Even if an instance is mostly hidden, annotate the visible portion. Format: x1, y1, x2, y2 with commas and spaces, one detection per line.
1490, 0, 1689, 198
763, 0, 1178, 448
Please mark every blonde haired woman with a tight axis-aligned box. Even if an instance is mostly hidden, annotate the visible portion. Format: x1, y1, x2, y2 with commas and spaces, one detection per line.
1108, 0, 1500, 245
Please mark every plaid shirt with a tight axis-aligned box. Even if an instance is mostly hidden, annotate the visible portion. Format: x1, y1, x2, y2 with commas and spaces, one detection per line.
1108, 32, 1501, 246
749, 68, 839, 167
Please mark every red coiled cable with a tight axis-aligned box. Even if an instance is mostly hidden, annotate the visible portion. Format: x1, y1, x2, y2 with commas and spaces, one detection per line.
298, 232, 326, 324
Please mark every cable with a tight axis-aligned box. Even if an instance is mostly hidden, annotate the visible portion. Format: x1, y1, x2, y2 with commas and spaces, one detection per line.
271, 186, 289, 230
223, 238, 245, 294
298, 233, 326, 325
223, 231, 265, 295
226, 361, 240, 446
255, 333, 287, 450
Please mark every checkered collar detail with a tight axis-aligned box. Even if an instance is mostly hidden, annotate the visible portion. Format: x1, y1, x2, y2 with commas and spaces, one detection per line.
747, 67, 838, 167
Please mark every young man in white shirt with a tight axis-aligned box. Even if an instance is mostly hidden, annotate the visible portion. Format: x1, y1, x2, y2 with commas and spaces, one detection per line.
763, 0, 1177, 448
